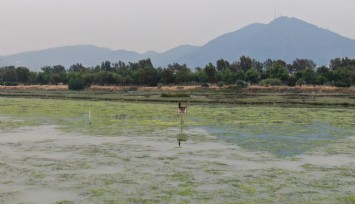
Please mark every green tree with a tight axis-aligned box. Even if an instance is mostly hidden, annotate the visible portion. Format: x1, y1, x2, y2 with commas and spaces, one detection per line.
59, 72, 68, 84
196, 70, 208, 83
16, 66, 30, 83
259, 78, 282, 86
290, 58, 316, 73
235, 70, 246, 81
222, 69, 234, 84
160, 67, 175, 84
69, 63, 86, 73
36, 72, 50, 85
51, 74, 62, 85
138, 58, 154, 69
287, 74, 297, 86
330, 58, 342, 70
81, 72, 95, 86
245, 68, 259, 84
94, 71, 117, 85
239, 56, 252, 72
265, 64, 289, 81
302, 69, 317, 85
252, 59, 263, 73
329, 57, 355, 70
204, 63, 217, 83
296, 78, 305, 87
100, 61, 112, 72
28, 72, 38, 84
2, 66, 17, 82
68, 77, 85, 90
139, 66, 158, 86
216, 59, 230, 72
112, 60, 127, 72
175, 65, 191, 84
40, 66, 53, 84
316, 75, 327, 85
333, 65, 355, 86
316, 66, 331, 82
53, 65, 66, 74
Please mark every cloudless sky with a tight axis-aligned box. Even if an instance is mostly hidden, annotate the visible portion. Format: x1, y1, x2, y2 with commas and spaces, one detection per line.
0, 0, 354, 55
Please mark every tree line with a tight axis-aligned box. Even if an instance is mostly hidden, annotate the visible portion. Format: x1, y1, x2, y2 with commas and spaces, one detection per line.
0, 56, 354, 89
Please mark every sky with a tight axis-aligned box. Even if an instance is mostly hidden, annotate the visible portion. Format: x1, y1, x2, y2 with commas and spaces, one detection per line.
1, 0, 355, 56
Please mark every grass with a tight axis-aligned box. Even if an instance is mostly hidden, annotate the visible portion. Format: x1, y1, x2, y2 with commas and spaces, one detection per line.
0, 85, 354, 106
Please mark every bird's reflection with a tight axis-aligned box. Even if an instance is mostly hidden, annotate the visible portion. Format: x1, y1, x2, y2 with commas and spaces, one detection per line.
177, 123, 187, 147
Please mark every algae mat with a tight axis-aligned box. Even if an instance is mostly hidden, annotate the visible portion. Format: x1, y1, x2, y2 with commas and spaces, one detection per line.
0, 97, 354, 203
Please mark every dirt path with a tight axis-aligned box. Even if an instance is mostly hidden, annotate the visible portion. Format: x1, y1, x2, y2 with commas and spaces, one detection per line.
1, 84, 354, 93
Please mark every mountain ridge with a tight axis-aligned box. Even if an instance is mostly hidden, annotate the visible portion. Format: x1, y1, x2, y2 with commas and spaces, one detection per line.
2, 16, 355, 70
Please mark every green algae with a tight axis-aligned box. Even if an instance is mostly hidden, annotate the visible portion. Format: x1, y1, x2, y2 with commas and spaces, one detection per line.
0, 126, 353, 204
0, 97, 354, 203
0, 97, 354, 157
343, 195, 355, 204
0, 98, 178, 136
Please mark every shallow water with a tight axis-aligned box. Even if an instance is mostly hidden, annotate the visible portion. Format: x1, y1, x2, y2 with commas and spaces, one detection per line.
0, 126, 354, 203
201, 121, 352, 157
0, 98, 354, 203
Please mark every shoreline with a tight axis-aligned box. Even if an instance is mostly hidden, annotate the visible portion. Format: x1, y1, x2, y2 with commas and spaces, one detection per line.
0, 85, 354, 107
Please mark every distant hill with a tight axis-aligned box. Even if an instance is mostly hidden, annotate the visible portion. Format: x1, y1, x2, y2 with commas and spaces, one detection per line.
151, 45, 199, 67
178, 17, 355, 68
1, 16, 355, 70
1, 45, 116, 71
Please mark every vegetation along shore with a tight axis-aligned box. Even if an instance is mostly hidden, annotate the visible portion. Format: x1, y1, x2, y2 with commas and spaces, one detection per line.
0, 56, 354, 106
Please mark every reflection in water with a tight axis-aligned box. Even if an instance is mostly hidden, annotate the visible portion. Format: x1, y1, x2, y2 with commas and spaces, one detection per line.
177, 132, 187, 147
177, 124, 188, 147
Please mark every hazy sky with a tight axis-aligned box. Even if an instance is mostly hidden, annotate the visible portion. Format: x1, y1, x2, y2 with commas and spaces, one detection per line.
1, 0, 354, 55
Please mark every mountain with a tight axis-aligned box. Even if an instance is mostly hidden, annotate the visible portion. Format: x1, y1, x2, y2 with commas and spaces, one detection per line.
1, 45, 116, 71
177, 17, 355, 67
0, 44, 200, 71
1, 16, 355, 70
151, 45, 199, 66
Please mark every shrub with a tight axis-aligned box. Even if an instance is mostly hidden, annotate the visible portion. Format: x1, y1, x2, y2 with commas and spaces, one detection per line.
296, 78, 305, 87
157, 83, 163, 89
3, 82, 18, 86
217, 81, 224, 87
128, 86, 138, 91
229, 80, 248, 90
235, 80, 248, 88
259, 78, 282, 86
68, 78, 85, 90
287, 75, 297, 86
334, 81, 351, 87
161, 93, 190, 98
316, 75, 327, 85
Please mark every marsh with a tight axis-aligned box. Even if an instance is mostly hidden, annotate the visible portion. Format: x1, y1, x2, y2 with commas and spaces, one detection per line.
0, 98, 354, 203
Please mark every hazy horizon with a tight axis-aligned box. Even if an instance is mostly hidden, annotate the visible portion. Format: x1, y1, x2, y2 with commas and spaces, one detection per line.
1, 0, 355, 56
